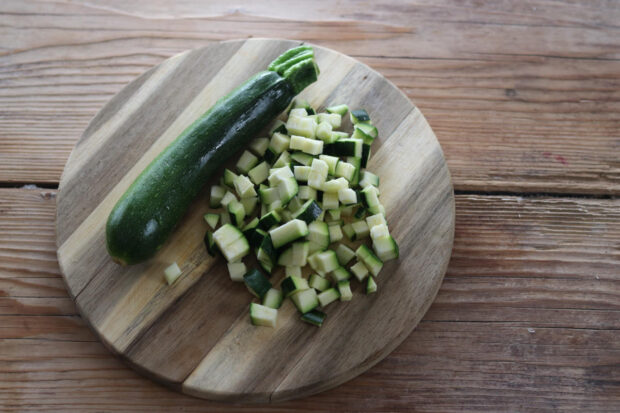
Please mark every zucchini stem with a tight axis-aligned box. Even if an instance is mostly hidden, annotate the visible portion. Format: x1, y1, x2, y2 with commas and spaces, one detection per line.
269, 45, 320, 94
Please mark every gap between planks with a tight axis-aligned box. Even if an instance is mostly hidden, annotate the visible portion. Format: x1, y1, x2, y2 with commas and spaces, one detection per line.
2, 181, 615, 201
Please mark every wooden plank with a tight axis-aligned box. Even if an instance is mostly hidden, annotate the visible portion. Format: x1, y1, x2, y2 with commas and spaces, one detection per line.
1, 188, 619, 410
0, 0, 619, 193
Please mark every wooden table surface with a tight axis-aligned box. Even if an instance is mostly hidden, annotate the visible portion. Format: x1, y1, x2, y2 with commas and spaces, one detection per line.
0, 1, 618, 411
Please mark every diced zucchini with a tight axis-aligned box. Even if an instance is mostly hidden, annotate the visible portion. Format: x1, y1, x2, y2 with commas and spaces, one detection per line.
308, 221, 330, 250
223, 168, 238, 188
227, 200, 246, 227
209, 185, 226, 208
350, 109, 371, 124
300, 309, 326, 327
338, 280, 353, 301
370, 223, 390, 240
203, 230, 219, 256
366, 276, 377, 294
268, 166, 295, 186
322, 191, 339, 210
346, 156, 362, 186
317, 287, 340, 308
271, 119, 288, 135
256, 235, 277, 273
315, 121, 333, 141
294, 165, 311, 182
277, 245, 293, 266
243, 268, 272, 299
331, 131, 349, 140
277, 176, 299, 205
328, 209, 341, 221
354, 123, 378, 144
241, 196, 258, 215
351, 220, 370, 239
220, 191, 237, 207
249, 302, 277, 328
290, 288, 319, 313
361, 144, 371, 168
270, 132, 291, 154
374, 202, 386, 216
262, 288, 284, 309
342, 223, 356, 241
273, 150, 292, 168
291, 151, 314, 166
308, 158, 329, 190
244, 226, 267, 248
308, 250, 339, 273
287, 196, 303, 213
335, 243, 356, 266
366, 213, 387, 230
285, 266, 302, 277
213, 224, 249, 262
317, 113, 342, 128
292, 199, 322, 224
220, 210, 231, 225
350, 260, 369, 282
258, 186, 278, 206
164, 262, 182, 285
223, 237, 250, 263
335, 161, 356, 182
361, 185, 380, 209
319, 155, 339, 175
268, 199, 283, 213
327, 223, 343, 243
352, 124, 376, 145
309, 273, 331, 292
227, 261, 247, 282
203, 213, 219, 230
286, 115, 316, 138
281, 275, 310, 297
269, 219, 309, 249
329, 138, 363, 158
308, 241, 326, 255
298, 185, 317, 201
338, 188, 357, 205
249, 137, 270, 156
323, 177, 348, 193
264, 146, 278, 164
331, 266, 351, 282
340, 205, 354, 216
243, 217, 259, 231
278, 241, 309, 267
354, 205, 366, 220
236, 150, 259, 174
289, 107, 308, 117
290, 98, 316, 115
359, 170, 380, 188
257, 210, 282, 230
326, 104, 349, 116
356, 244, 383, 276
372, 235, 400, 261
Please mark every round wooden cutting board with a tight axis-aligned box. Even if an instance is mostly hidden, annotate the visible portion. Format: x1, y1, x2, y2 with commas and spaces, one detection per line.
56, 39, 455, 402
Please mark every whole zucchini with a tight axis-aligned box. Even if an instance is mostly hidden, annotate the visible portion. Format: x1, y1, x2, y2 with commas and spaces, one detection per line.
106, 46, 319, 265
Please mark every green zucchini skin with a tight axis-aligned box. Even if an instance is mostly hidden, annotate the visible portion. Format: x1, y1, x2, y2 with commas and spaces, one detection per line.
106, 70, 295, 265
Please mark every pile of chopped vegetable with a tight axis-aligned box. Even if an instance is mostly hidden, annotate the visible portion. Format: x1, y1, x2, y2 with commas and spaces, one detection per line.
166, 100, 399, 328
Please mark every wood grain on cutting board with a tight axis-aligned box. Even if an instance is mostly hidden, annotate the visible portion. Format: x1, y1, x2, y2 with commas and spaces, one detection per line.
55, 39, 455, 401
